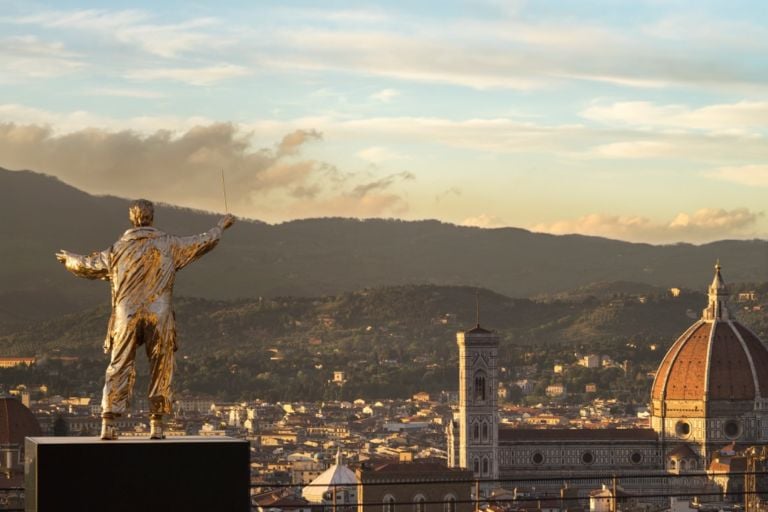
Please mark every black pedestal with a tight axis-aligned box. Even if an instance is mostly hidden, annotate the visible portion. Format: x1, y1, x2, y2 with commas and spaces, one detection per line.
25, 436, 250, 512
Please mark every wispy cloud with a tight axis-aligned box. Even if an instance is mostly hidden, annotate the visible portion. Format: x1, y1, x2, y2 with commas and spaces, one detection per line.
256, 11, 768, 92
0, 103, 212, 133
589, 140, 677, 159
0, 35, 83, 80
462, 214, 507, 228
533, 208, 763, 244
124, 64, 249, 85
5, 5, 768, 93
370, 89, 399, 102
87, 87, 165, 99
435, 187, 461, 203
582, 100, 768, 132
9, 9, 224, 58
356, 146, 406, 163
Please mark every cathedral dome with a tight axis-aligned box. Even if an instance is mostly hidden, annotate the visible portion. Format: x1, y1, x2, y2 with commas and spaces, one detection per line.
651, 264, 768, 404
301, 449, 358, 504
0, 396, 42, 445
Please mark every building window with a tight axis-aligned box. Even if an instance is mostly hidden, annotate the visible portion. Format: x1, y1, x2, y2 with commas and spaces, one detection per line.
384, 495, 396, 512
724, 420, 741, 439
532, 452, 544, 465
444, 495, 457, 512
473, 458, 480, 474
414, 495, 426, 512
630, 452, 643, 464
482, 457, 489, 475
473, 423, 480, 441
482, 422, 489, 441
474, 372, 487, 402
581, 451, 594, 465
675, 421, 691, 438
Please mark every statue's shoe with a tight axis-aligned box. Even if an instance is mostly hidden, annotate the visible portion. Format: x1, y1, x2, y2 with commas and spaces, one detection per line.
100, 421, 118, 440
149, 418, 165, 439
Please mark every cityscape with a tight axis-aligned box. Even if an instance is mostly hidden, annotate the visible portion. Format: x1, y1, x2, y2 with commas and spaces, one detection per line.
1, 1, 768, 511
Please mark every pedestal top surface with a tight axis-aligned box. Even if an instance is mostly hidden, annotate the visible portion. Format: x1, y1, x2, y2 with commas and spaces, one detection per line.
27, 435, 247, 445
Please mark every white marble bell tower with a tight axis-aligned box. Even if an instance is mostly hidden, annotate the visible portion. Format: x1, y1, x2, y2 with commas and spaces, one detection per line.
457, 320, 499, 485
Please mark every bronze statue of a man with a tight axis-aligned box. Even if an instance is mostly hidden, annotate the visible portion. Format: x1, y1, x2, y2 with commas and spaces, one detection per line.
56, 199, 235, 439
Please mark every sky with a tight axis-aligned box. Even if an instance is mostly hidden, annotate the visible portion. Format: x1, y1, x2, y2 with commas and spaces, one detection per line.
1, 0, 767, 244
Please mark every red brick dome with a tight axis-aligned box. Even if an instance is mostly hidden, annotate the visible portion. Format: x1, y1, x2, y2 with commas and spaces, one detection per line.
0, 396, 42, 445
651, 264, 768, 403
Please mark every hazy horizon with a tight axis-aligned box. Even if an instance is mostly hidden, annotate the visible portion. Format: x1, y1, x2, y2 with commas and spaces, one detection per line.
8, 166, 768, 249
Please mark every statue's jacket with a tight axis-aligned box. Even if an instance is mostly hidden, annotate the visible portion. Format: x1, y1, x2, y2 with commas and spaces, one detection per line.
63, 226, 223, 353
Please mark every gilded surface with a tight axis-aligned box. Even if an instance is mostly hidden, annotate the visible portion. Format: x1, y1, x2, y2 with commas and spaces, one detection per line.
56, 205, 235, 416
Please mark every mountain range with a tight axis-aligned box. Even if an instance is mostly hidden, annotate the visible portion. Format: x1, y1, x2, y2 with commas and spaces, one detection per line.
1, 167, 766, 327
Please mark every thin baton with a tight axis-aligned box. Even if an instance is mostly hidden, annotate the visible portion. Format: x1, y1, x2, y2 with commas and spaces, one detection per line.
221, 168, 229, 213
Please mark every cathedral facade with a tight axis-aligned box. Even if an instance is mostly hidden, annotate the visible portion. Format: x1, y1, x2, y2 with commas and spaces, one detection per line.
448, 264, 768, 493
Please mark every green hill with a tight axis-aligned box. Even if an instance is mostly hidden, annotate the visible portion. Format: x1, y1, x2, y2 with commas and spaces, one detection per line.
3, 283, 765, 401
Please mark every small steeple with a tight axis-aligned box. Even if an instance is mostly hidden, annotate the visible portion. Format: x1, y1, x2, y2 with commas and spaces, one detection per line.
335, 447, 342, 466
703, 260, 730, 321
475, 289, 481, 329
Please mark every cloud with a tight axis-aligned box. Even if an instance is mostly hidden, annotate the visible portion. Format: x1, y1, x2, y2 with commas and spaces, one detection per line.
0, 122, 412, 221
10, 9, 225, 58
276, 6, 390, 24
462, 214, 507, 228
370, 89, 399, 102
668, 208, 759, 231
274, 170, 414, 218
350, 171, 414, 198
4, 102, 768, 168
5, 6, 768, 93
533, 208, 763, 244
87, 87, 165, 99
356, 146, 405, 164
0, 103, 213, 134
582, 132, 768, 163
0, 35, 84, 80
582, 101, 768, 132
124, 64, 249, 85
11, 9, 148, 29
435, 187, 461, 203
590, 141, 677, 159
277, 129, 322, 156
259, 12, 768, 92
708, 165, 768, 187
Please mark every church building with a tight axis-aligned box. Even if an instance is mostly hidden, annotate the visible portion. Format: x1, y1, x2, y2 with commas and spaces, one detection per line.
447, 264, 768, 495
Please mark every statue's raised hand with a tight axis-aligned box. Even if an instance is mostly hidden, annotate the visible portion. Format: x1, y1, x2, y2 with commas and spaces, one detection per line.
218, 214, 236, 231
55, 250, 72, 264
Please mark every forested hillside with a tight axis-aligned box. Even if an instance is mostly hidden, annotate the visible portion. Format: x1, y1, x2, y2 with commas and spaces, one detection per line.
2, 283, 766, 401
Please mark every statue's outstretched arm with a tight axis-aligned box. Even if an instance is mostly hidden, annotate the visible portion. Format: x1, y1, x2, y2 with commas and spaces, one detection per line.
55, 249, 111, 280
172, 215, 235, 271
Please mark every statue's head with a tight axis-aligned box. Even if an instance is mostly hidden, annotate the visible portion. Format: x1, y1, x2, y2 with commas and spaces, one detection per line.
129, 199, 154, 227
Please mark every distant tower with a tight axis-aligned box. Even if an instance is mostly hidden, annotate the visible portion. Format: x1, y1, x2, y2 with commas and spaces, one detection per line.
456, 312, 499, 487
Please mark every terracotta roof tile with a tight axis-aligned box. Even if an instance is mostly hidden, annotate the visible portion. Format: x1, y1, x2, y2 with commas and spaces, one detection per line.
708, 323, 755, 400
652, 318, 768, 404
663, 323, 711, 400
735, 324, 768, 397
